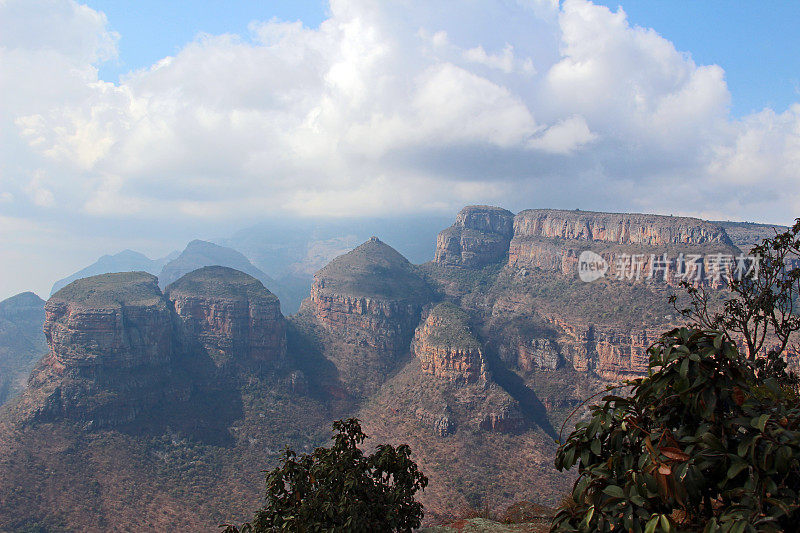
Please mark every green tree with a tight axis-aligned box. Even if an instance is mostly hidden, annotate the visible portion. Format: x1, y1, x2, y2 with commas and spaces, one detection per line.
552, 222, 800, 532
551, 328, 800, 532
221, 418, 428, 533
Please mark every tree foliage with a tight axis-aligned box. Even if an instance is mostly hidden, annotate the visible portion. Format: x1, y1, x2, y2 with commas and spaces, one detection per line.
553, 223, 800, 532
552, 328, 800, 532
221, 418, 428, 533
671, 220, 800, 382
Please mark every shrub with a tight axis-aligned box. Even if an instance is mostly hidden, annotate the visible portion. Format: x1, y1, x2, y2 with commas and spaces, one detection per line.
221, 418, 427, 532
551, 328, 800, 532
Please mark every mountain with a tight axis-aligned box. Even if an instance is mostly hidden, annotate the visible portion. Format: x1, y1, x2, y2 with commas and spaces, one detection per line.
158, 240, 274, 289
0, 270, 330, 531
50, 249, 177, 296
0, 206, 760, 529
0, 292, 46, 405
223, 215, 454, 315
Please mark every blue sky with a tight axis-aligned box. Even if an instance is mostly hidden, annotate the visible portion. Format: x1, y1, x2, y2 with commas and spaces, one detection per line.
85, 0, 800, 118
2, 0, 800, 299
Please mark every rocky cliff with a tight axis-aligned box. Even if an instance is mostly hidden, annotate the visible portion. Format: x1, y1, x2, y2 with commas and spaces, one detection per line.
300, 237, 436, 397
508, 209, 740, 285
19, 272, 184, 427
434, 206, 515, 267
307, 237, 433, 354
412, 303, 487, 384
166, 266, 285, 366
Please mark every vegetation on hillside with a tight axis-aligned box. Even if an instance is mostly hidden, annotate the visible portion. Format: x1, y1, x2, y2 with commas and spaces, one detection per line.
50, 271, 164, 307
221, 418, 428, 532
315, 237, 434, 303
424, 303, 482, 351
165, 265, 278, 303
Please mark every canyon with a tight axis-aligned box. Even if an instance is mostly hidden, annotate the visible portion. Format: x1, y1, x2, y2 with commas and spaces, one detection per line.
0, 206, 781, 530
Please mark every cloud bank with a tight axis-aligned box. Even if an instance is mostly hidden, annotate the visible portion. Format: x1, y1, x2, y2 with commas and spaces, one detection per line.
1, 0, 800, 297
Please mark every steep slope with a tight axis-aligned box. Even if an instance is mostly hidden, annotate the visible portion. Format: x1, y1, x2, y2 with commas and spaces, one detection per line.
508, 209, 739, 283
434, 206, 515, 268
0, 292, 46, 405
50, 249, 176, 295
166, 266, 286, 365
298, 236, 436, 397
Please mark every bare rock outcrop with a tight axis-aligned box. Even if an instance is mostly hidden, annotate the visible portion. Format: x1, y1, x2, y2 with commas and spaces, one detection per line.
22, 272, 184, 426
412, 303, 487, 384
434, 206, 515, 267
543, 314, 657, 380
166, 266, 286, 365
508, 209, 740, 286
308, 237, 433, 355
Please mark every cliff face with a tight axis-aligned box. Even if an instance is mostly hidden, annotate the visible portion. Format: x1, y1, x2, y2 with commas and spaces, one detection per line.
413, 303, 487, 383
302, 237, 436, 397
508, 210, 740, 286
166, 266, 285, 365
434, 206, 515, 267
24, 272, 183, 427
308, 237, 433, 355
512, 209, 732, 246
541, 314, 655, 381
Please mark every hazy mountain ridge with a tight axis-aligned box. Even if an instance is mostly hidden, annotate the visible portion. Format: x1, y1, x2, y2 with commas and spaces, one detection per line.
0, 206, 778, 530
0, 292, 46, 406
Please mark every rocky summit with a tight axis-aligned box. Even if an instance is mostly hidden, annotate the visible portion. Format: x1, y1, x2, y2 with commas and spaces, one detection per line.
0, 206, 762, 530
166, 266, 286, 365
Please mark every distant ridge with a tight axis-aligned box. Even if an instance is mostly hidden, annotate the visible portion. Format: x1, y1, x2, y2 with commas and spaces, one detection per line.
50, 249, 177, 296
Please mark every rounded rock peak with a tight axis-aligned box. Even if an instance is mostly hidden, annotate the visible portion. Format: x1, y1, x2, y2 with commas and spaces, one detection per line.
314, 237, 433, 303
165, 265, 278, 304
49, 271, 163, 308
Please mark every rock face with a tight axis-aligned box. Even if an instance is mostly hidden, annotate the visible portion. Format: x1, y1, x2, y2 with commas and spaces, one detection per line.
166, 266, 285, 365
542, 314, 656, 381
508, 209, 739, 285
413, 303, 487, 383
512, 209, 732, 245
434, 206, 515, 267
29, 272, 181, 426
0, 292, 47, 405
308, 237, 433, 355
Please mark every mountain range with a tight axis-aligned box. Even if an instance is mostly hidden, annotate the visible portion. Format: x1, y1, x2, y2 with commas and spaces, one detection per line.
0, 206, 789, 531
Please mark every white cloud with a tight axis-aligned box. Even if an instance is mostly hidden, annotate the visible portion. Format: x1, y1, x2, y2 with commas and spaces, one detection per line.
1, 0, 800, 231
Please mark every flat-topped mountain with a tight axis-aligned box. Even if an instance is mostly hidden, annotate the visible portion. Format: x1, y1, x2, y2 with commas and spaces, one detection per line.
0, 292, 46, 405
413, 302, 487, 384
513, 209, 733, 246
166, 266, 285, 365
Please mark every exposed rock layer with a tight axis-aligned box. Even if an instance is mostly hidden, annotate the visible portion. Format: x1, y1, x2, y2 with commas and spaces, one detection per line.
166, 266, 285, 364
413, 303, 487, 383
434, 206, 515, 267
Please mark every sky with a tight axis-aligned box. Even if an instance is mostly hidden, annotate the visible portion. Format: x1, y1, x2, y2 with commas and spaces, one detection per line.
1, 0, 800, 300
